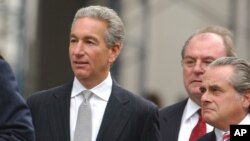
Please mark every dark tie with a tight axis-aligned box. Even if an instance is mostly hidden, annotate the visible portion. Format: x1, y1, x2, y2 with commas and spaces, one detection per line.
74, 90, 92, 141
189, 109, 206, 141
222, 131, 230, 141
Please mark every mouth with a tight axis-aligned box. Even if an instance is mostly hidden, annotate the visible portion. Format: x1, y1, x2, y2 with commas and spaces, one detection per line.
191, 80, 203, 86
73, 60, 89, 67
191, 80, 202, 83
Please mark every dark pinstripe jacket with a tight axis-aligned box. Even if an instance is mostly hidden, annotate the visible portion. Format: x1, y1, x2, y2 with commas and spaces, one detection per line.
27, 81, 160, 141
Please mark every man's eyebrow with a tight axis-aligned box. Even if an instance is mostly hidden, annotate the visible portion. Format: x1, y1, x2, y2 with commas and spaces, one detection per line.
70, 34, 77, 38
208, 85, 221, 90
203, 56, 216, 60
183, 56, 195, 59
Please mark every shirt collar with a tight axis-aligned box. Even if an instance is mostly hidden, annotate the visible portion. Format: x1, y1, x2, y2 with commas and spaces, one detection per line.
183, 98, 201, 121
239, 113, 250, 124
71, 72, 112, 101
214, 128, 225, 141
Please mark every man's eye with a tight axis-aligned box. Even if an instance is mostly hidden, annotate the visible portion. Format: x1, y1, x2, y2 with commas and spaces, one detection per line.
85, 39, 96, 46
186, 61, 195, 64
211, 88, 219, 92
210, 87, 223, 96
204, 60, 214, 65
70, 38, 77, 43
86, 41, 94, 44
184, 60, 195, 67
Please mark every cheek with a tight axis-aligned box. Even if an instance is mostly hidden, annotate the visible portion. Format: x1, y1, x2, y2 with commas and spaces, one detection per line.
69, 51, 73, 60
93, 52, 109, 66
183, 70, 192, 82
69, 47, 74, 56
217, 97, 236, 115
183, 67, 192, 76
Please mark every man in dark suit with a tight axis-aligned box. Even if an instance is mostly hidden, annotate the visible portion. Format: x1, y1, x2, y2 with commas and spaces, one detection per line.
0, 56, 35, 141
159, 26, 237, 141
27, 5, 160, 141
197, 57, 250, 141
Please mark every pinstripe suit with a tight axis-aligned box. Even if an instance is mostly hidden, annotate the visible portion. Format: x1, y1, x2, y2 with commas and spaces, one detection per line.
27, 81, 160, 141
159, 99, 187, 141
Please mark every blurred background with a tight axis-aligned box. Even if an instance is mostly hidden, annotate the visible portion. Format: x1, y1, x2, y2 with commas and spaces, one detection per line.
1, 0, 249, 108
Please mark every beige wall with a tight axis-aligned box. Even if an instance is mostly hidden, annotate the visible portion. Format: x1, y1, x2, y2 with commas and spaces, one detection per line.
120, 0, 250, 107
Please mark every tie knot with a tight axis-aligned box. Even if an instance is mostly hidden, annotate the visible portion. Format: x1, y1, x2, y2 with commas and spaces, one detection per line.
198, 109, 205, 121
197, 109, 202, 116
82, 90, 92, 105
83, 90, 92, 98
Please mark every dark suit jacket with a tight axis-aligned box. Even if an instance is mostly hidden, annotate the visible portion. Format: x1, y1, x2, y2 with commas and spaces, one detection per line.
27, 81, 160, 141
0, 59, 35, 141
159, 99, 188, 141
196, 131, 216, 141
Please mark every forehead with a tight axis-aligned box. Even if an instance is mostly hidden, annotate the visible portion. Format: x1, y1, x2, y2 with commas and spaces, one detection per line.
184, 33, 227, 59
71, 17, 107, 32
203, 65, 233, 85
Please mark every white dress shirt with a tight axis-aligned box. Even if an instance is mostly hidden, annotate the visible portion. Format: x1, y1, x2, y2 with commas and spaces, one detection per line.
214, 114, 250, 141
70, 73, 112, 141
178, 98, 213, 141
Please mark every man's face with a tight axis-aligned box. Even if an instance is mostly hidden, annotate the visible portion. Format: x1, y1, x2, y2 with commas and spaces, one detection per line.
200, 66, 247, 130
182, 33, 227, 105
69, 17, 120, 88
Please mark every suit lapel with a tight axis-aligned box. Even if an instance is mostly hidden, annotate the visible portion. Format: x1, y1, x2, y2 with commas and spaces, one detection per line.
197, 131, 216, 141
96, 83, 132, 141
47, 82, 72, 141
171, 102, 186, 140
161, 99, 187, 141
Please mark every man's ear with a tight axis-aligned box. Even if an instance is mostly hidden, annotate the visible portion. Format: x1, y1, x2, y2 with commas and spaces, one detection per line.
242, 90, 250, 109
108, 44, 121, 64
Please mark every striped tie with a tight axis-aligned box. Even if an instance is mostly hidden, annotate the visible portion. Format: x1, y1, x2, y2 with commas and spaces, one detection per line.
222, 131, 230, 141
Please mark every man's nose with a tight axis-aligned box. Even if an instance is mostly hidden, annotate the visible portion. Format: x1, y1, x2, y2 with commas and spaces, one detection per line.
193, 61, 205, 73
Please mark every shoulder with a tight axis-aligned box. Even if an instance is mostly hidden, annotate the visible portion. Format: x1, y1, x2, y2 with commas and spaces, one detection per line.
0, 59, 15, 81
159, 99, 188, 122
112, 82, 158, 110
0, 59, 21, 100
27, 82, 72, 105
0, 59, 13, 76
160, 99, 187, 115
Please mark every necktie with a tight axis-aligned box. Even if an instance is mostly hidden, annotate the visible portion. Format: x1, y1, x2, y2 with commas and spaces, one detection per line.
222, 131, 230, 141
74, 90, 92, 141
189, 109, 206, 141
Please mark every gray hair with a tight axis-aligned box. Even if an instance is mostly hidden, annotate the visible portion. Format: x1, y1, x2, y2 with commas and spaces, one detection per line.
181, 25, 237, 59
72, 5, 125, 48
209, 57, 250, 94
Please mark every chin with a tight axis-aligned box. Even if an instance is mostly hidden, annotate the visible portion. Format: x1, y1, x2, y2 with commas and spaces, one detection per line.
203, 110, 216, 121
203, 115, 213, 123
74, 72, 89, 79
